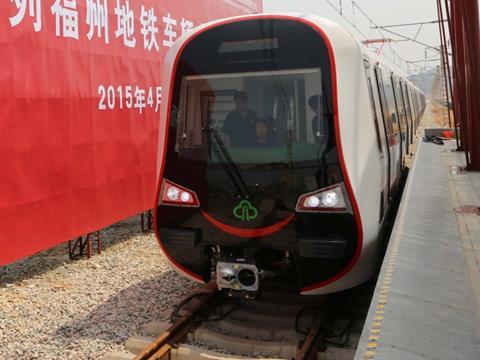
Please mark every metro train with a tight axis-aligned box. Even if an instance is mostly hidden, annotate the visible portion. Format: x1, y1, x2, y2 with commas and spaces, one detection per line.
153, 13, 426, 296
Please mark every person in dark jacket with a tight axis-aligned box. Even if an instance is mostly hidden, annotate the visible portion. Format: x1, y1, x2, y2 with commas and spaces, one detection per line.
222, 91, 258, 146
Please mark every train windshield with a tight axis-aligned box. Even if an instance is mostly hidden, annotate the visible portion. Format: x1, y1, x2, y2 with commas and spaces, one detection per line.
174, 68, 335, 168
167, 18, 341, 194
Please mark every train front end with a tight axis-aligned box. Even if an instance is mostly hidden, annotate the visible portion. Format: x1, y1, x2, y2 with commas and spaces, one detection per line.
154, 15, 363, 296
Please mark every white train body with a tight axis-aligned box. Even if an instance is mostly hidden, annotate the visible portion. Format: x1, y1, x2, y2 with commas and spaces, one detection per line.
154, 13, 426, 295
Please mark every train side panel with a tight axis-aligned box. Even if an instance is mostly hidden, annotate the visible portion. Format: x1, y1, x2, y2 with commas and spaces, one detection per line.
154, 13, 427, 295
301, 15, 426, 294
301, 16, 382, 294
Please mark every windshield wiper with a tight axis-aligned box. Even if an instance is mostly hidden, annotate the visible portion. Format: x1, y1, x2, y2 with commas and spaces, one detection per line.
203, 126, 250, 198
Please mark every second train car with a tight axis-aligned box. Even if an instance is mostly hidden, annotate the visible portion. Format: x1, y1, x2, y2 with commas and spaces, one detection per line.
153, 13, 426, 295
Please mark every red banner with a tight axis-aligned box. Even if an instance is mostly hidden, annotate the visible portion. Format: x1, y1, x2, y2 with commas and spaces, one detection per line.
0, 0, 262, 265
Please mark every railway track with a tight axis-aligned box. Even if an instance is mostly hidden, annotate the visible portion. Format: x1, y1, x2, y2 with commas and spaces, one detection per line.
104, 280, 371, 360
103, 166, 406, 360
102, 158, 409, 360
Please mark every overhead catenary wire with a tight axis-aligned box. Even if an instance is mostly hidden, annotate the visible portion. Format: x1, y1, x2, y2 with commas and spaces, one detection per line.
378, 27, 450, 55
372, 19, 446, 29
371, 18, 453, 73
407, 58, 441, 63
324, 0, 371, 40
323, 0, 410, 72
322, 0, 439, 74
348, 0, 410, 69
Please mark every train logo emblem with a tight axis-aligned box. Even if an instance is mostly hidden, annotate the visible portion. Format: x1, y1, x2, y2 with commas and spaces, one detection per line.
233, 200, 258, 221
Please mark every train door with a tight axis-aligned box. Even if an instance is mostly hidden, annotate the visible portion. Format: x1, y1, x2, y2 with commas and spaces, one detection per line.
365, 60, 389, 221
391, 75, 407, 168
373, 65, 394, 203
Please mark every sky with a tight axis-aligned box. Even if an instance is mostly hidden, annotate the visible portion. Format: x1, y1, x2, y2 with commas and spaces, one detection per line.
263, 0, 442, 74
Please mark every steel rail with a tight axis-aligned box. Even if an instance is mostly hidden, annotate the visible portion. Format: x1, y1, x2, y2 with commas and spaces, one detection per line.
133, 282, 219, 360
132, 282, 333, 360
296, 307, 329, 360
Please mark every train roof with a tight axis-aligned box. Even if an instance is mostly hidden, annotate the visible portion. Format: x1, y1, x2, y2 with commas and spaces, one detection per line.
166, 12, 424, 95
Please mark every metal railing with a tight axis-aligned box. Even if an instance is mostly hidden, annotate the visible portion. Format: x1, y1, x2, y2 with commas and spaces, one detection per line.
438, 0, 480, 170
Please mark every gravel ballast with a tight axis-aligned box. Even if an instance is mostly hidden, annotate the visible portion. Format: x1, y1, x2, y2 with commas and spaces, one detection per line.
0, 215, 194, 360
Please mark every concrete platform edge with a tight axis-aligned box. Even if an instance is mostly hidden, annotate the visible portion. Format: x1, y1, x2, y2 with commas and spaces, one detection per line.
354, 141, 480, 360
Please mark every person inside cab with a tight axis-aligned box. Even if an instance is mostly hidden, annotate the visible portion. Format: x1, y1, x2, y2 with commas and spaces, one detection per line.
308, 94, 334, 150
254, 119, 276, 147
222, 91, 258, 146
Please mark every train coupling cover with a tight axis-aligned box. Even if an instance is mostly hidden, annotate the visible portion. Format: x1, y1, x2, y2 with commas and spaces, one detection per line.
216, 259, 262, 298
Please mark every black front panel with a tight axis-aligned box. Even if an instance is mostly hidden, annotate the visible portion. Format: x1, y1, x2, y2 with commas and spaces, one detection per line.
156, 18, 359, 289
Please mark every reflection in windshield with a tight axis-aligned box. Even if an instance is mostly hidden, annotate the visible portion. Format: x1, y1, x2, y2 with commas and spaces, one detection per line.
204, 125, 250, 197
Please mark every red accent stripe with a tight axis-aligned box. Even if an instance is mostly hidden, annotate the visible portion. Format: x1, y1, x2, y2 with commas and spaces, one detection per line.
153, 14, 364, 289
201, 211, 295, 238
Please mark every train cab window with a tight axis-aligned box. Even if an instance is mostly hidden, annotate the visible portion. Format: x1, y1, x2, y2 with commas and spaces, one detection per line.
176, 68, 332, 167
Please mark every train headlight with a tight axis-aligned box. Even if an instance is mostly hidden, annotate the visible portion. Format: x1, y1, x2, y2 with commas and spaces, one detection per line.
167, 187, 180, 201
296, 183, 349, 213
160, 179, 200, 207
306, 195, 321, 208
320, 191, 339, 208
180, 192, 191, 203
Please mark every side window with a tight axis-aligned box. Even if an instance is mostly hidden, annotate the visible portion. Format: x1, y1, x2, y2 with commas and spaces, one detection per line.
404, 85, 413, 125
399, 80, 409, 123
391, 76, 407, 135
415, 93, 419, 119
383, 76, 399, 136
410, 87, 417, 121
365, 64, 383, 154
400, 82, 408, 132
374, 67, 393, 137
